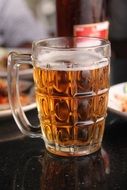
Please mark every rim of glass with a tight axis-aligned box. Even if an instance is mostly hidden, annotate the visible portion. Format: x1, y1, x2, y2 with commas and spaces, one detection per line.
32, 37, 110, 51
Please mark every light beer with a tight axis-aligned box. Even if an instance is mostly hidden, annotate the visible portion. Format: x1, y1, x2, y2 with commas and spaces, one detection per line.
33, 57, 109, 155
8, 37, 110, 156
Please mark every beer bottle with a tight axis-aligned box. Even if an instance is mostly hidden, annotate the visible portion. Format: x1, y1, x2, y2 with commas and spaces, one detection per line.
56, 0, 109, 39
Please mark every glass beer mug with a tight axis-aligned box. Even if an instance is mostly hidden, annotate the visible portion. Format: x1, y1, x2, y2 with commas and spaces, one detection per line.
8, 37, 110, 156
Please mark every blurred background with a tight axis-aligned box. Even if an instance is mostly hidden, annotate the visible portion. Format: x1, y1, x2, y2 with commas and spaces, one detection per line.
0, 0, 127, 77
26, 0, 56, 37
0, 0, 127, 58
25, 0, 127, 59
0, 0, 127, 54
0, 0, 56, 48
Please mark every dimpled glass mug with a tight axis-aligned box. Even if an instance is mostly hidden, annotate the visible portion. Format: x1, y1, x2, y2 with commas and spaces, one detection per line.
8, 37, 110, 156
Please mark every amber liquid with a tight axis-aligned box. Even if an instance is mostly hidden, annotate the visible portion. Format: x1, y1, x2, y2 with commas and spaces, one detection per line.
33, 62, 109, 156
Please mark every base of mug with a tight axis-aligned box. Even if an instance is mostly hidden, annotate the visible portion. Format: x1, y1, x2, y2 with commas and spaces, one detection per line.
46, 143, 101, 157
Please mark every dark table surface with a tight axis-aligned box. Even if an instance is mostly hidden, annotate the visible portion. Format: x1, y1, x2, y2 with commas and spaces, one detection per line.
1, 57, 127, 190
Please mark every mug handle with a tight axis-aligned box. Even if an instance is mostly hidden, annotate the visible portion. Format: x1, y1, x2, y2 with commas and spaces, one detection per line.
8, 52, 42, 138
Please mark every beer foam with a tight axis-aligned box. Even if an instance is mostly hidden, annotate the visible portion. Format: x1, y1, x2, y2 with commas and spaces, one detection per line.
37, 51, 109, 71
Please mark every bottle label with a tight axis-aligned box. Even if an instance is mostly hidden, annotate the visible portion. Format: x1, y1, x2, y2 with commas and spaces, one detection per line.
74, 21, 109, 39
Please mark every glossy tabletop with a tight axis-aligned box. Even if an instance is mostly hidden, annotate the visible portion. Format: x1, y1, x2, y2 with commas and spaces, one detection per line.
0, 57, 127, 190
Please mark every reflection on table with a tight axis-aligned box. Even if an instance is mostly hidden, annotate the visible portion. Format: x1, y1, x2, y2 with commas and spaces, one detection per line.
13, 149, 109, 190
